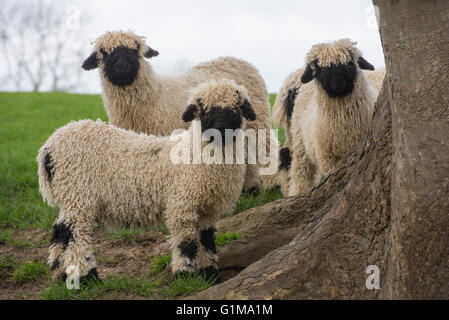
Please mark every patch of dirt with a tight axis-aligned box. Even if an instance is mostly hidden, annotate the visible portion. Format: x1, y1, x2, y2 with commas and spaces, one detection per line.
0, 229, 170, 300
95, 232, 170, 278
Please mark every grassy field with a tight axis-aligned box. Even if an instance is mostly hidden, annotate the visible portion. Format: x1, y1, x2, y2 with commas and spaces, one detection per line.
0, 91, 283, 299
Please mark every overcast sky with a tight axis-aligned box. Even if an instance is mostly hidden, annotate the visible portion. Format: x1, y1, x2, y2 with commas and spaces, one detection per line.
4, 0, 385, 93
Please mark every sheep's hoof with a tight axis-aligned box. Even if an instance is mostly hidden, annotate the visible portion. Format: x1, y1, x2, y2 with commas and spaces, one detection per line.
199, 266, 222, 284
242, 186, 260, 197
60, 268, 102, 287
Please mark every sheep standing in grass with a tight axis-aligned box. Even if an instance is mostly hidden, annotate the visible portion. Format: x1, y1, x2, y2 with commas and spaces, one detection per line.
37, 80, 256, 283
82, 31, 274, 192
273, 39, 384, 196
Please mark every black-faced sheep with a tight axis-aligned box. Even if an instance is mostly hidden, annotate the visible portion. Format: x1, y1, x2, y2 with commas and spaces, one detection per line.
82, 31, 275, 192
273, 39, 385, 196
37, 79, 255, 283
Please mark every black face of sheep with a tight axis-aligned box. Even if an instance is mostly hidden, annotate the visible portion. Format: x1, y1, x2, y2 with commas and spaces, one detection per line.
82, 41, 159, 87
201, 107, 242, 140
301, 56, 375, 98
316, 61, 358, 98
101, 46, 141, 87
182, 99, 256, 143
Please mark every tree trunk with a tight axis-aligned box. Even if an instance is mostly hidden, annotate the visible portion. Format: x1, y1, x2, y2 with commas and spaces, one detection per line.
194, 0, 449, 299
378, 0, 449, 299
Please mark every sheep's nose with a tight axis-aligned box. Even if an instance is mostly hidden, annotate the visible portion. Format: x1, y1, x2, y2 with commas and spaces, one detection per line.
331, 80, 344, 91
114, 60, 131, 72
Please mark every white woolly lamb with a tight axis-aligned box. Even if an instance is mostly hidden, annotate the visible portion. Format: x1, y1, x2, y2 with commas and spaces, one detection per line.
274, 39, 384, 196
37, 79, 256, 283
82, 31, 274, 191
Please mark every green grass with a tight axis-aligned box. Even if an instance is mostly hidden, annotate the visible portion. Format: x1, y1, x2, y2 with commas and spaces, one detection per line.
215, 231, 241, 249
234, 186, 283, 215
41, 276, 161, 300
97, 254, 126, 266
0, 92, 106, 230
0, 229, 12, 244
0, 255, 18, 278
108, 228, 142, 243
41, 272, 215, 300
12, 260, 50, 284
268, 93, 276, 106
270, 93, 286, 147
10, 238, 34, 249
0, 229, 34, 248
151, 253, 172, 274
162, 273, 216, 298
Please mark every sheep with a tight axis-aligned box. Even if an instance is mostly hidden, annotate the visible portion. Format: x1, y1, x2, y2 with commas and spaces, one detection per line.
273, 39, 384, 196
272, 69, 304, 195
82, 30, 275, 192
273, 65, 385, 195
37, 79, 256, 283
363, 68, 386, 92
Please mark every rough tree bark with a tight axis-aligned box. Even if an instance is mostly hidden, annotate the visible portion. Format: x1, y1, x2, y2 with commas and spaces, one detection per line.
193, 0, 449, 299
380, 0, 449, 299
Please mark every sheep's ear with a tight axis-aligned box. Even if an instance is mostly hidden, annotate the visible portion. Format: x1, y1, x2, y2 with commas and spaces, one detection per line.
239, 99, 256, 121
301, 64, 314, 83
82, 52, 98, 70
144, 46, 159, 58
182, 104, 198, 122
358, 56, 375, 70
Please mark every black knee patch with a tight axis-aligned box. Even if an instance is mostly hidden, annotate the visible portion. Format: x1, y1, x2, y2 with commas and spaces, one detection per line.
43, 151, 55, 184
50, 222, 73, 249
279, 147, 292, 171
284, 87, 298, 119
200, 227, 217, 254
178, 239, 199, 261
